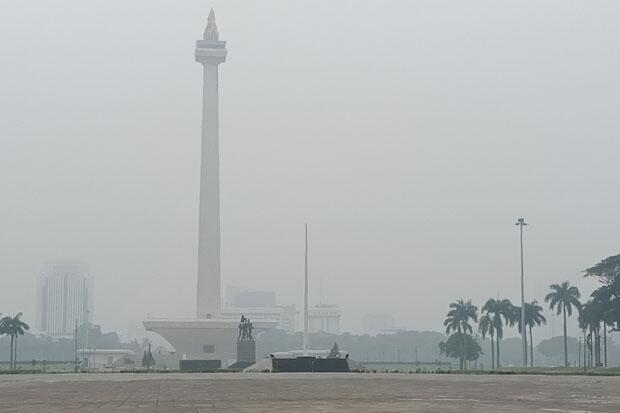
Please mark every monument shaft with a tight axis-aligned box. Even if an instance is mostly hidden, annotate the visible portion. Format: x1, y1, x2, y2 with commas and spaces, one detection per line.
195, 9, 227, 319
196, 63, 221, 319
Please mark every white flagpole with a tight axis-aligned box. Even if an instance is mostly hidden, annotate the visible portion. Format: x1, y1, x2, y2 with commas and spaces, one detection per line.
303, 223, 309, 356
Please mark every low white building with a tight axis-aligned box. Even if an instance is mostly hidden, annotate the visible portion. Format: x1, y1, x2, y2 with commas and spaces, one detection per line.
143, 318, 277, 367
79, 349, 135, 371
308, 304, 341, 335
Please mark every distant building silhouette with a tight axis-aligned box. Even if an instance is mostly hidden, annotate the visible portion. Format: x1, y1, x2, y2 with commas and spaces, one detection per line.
363, 313, 396, 336
36, 262, 92, 337
223, 286, 296, 332
226, 286, 276, 307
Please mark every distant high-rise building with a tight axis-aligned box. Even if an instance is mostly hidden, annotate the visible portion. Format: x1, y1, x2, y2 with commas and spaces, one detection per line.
36, 262, 92, 337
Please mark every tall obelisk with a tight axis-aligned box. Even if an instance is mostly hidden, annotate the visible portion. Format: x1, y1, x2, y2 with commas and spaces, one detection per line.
195, 8, 227, 319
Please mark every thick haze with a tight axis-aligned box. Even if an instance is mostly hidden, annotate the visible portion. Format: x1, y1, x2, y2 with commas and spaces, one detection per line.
1, 1, 619, 342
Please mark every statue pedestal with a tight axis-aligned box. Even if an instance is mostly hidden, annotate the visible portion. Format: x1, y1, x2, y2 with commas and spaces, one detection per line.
236, 340, 256, 365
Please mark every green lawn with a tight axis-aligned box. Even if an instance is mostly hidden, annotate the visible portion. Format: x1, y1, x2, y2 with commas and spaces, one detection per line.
357, 361, 453, 372
0, 361, 76, 374
356, 362, 620, 376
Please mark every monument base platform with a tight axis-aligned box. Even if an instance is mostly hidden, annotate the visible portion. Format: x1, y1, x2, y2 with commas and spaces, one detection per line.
143, 318, 276, 367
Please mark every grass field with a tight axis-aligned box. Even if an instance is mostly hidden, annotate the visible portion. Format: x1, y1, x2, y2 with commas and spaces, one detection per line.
356, 361, 620, 376
358, 361, 452, 372
0, 361, 76, 374
3, 359, 620, 376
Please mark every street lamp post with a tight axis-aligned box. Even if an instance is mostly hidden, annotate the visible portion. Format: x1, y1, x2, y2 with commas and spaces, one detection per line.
515, 218, 528, 368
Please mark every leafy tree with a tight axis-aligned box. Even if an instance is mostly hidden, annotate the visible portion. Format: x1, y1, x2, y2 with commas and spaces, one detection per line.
444, 299, 478, 370
141, 343, 156, 370
536, 336, 578, 361
545, 282, 581, 367
579, 299, 607, 367
141, 337, 152, 350
0, 313, 30, 371
478, 314, 495, 369
513, 301, 546, 367
584, 254, 620, 290
482, 298, 514, 367
439, 332, 482, 364
590, 288, 614, 367
585, 254, 620, 366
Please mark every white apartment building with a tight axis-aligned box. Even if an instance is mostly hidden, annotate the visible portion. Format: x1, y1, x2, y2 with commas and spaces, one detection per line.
36, 262, 93, 337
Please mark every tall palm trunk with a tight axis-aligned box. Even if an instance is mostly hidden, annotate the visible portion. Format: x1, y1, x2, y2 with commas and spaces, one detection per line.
496, 337, 501, 368
562, 305, 568, 367
458, 326, 464, 370
590, 331, 594, 367
603, 324, 607, 368
460, 332, 465, 370
490, 334, 495, 369
529, 325, 534, 367
523, 327, 528, 366
583, 331, 587, 370
595, 325, 601, 367
9, 335, 14, 372
14, 335, 18, 371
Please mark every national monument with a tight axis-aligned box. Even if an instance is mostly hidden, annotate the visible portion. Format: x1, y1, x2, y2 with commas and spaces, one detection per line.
143, 9, 276, 368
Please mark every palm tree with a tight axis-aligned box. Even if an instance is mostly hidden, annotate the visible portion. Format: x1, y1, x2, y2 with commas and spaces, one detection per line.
444, 299, 478, 370
545, 282, 581, 367
590, 288, 613, 367
482, 298, 513, 368
0, 314, 10, 369
578, 302, 596, 368
579, 299, 607, 367
478, 313, 495, 369
0, 313, 30, 371
513, 301, 546, 367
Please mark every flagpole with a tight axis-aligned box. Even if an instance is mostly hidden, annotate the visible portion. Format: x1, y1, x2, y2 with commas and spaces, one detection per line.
303, 223, 309, 356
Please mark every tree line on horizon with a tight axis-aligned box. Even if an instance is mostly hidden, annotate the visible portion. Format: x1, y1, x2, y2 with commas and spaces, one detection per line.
440, 254, 620, 370
0, 317, 153, 372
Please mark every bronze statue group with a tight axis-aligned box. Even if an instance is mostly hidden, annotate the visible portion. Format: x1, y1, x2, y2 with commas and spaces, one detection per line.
238, 315, 254, 342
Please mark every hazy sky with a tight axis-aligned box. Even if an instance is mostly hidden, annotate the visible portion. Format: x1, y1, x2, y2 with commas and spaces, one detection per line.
1, 1, 619, 342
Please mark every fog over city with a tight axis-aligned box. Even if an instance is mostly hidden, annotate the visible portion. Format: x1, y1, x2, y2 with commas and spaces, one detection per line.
2, 0, 619, 344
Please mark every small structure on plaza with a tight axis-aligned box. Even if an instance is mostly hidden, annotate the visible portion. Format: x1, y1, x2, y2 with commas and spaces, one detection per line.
78, 349, 135, 372
327, 342, 341, 359
269, 342, 350, 373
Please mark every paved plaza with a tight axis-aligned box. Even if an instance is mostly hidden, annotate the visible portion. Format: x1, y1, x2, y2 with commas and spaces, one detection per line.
1, 372, 619, 412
